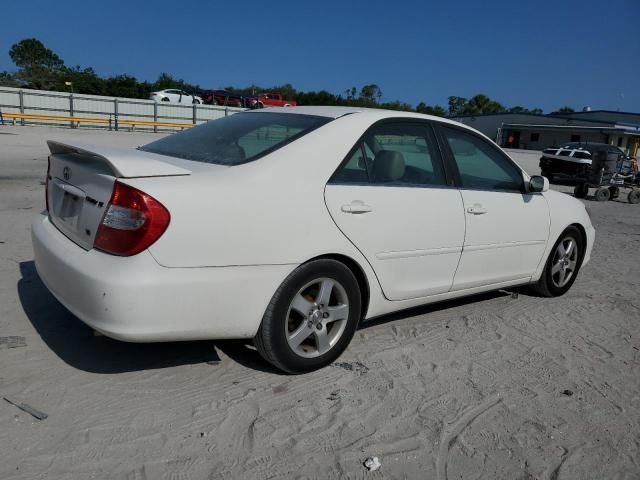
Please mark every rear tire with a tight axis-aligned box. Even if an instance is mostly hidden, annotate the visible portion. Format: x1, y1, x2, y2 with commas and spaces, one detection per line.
161, 97, 170, 102
254, 260, 361, 374
574, 183, 588, 199
594, 187, 610, 201
532, 226, 583, 297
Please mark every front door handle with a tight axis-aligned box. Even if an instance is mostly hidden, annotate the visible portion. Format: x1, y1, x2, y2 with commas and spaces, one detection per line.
341, 200, 372, 214
466, 204, 488, 215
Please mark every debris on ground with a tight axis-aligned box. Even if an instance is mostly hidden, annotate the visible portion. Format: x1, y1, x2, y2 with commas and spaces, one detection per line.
499, 289, 519, 299
363, 456, 381, 471
562, 389, 574, 396
272, 384, 287, 394
3, 397, 48, 420
333, 361, 369, 375
327, 390, 340, 401
0, 336, 27, 349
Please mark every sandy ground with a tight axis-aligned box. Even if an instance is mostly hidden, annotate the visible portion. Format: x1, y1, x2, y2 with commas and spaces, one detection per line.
1, 125, 639, 480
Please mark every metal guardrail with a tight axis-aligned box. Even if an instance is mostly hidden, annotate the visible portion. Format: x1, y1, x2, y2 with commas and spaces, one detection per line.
0, 112, 194, 130
0, 86, 244, 131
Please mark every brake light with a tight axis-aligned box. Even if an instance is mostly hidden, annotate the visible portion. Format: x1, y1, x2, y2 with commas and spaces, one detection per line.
94, 181, 170, 256
45, 156, 51, 212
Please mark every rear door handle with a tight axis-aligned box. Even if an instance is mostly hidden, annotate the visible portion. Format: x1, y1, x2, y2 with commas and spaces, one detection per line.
466, 204, 487, 215
341, 200, 372, 214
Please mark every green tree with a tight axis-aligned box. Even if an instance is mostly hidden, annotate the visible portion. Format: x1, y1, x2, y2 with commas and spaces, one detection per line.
103, 74, 142, 98
359, 84, 382, 104
509, 105, 543, 114
378, 100, 413, 111
416, 102, 447, 117
555, 106, 575, 114
447, 96, 468, 116
9, 38, 65, 89
9, 38, 64, 71
0, 71, 20, 87
464, 94, 504, 115
57, 66, 104, 95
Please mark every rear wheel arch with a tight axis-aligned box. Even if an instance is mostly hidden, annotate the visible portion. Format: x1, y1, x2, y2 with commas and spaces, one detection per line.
302, 253, 370, 320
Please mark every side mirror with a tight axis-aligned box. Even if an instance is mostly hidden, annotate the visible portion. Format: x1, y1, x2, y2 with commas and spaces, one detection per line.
529, 175, 549, 193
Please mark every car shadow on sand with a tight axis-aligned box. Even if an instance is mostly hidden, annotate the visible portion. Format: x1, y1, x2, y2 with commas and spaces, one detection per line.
19, 260, 513, 375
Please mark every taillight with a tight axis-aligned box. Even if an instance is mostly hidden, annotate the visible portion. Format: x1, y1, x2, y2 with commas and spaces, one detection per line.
45, 156, 51, 212
94, 181, 170, 256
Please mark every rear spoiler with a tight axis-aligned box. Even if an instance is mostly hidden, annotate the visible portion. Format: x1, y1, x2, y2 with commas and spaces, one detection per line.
47, 140, 192, 178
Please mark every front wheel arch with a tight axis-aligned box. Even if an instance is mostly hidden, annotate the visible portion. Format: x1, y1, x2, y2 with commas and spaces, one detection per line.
570, 222, 588, 266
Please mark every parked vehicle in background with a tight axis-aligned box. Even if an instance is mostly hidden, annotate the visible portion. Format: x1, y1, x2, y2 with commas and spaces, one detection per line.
201, 90, 245, 108
539, 142, 628, 183
32, 107, 594, 373
150, 89, 203, 104
246, 93, 296, 109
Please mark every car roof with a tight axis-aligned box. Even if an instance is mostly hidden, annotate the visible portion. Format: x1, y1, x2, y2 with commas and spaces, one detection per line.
559, 142, 620, 151
248, 105, 464, 126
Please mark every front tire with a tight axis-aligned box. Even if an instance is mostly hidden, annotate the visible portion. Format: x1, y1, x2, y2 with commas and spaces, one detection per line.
254, 259, 361, 373
532, 226, 583, 297
628, 189, 640, 204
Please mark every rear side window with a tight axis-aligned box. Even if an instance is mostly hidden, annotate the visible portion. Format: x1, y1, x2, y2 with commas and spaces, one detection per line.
331, 122, 447, 186
440, 126, 524, 192
140, 112, 331, 165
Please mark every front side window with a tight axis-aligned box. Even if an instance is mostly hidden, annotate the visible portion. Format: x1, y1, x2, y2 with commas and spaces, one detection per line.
440, 126, 524, 192
331, 122, 446, 186
140, 112, 331, 165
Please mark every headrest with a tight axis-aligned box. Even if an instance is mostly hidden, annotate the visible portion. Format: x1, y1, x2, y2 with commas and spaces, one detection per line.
372, 150, 405, 182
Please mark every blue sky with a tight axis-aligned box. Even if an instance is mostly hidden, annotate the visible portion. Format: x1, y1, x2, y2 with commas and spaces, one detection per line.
1, 0, 639, 112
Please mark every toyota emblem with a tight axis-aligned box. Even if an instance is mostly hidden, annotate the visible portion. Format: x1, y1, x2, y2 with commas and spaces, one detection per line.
63, 166, 71, 181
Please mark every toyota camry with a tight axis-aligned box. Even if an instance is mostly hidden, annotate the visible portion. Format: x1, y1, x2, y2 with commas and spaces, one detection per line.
32, 107, 595, 373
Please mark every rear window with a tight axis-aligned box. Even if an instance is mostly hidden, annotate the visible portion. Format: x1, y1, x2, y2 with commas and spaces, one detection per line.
139, 112, 331, 165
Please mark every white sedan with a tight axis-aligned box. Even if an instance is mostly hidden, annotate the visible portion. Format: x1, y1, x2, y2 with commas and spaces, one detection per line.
32, 107, 595, 373
149, 89, 202, 104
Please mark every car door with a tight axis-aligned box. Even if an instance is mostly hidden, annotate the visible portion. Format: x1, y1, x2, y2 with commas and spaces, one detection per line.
324, 121, 465, 301
436, 124, 550, 291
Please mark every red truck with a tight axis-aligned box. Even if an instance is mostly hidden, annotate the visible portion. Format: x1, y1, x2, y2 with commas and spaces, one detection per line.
246, 93, 296, 109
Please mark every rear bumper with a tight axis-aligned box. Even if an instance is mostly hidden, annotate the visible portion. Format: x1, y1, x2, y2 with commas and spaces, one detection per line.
32, 213, 294, 342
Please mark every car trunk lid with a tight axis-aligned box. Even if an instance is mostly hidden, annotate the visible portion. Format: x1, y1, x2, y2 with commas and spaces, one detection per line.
46, 140, 192, 251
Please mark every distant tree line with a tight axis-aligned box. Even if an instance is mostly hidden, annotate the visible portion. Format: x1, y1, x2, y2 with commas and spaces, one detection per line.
0, 38, 576, 117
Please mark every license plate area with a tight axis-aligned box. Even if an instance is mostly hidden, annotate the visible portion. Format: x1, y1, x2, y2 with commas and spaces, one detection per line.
51, 179, 85, 232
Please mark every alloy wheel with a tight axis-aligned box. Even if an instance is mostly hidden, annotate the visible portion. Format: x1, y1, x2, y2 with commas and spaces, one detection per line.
285, 278, 349, 358
550, 236, 579, 288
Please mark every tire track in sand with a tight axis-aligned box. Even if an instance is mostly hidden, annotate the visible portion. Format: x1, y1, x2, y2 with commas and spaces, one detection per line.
436, 394, 502, 480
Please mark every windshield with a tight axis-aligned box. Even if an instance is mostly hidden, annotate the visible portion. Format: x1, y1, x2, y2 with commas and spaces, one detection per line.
139, 112, 331, 165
